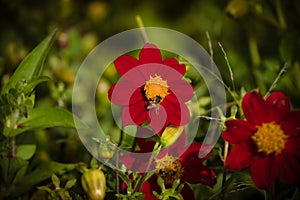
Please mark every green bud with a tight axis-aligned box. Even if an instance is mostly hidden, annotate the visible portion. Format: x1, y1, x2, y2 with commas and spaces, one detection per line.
81, 169, 106, 200
225, 0, 249, 19
160, 126, 184, 147
98, 139, 115, 159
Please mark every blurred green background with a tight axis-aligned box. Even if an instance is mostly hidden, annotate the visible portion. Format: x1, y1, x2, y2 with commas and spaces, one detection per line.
1, 0, 300, 106
0, 0, 300, 199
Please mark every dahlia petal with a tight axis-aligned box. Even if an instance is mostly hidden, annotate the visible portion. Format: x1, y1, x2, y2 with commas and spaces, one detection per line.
251, 155, 278, 189
182, 165, 216, 186
222, 119, 256, 144
108, 83, 116, 101
135, 63, 162, 81
225, 143, 252, 170
180, 142, 209, 166
168, 80, 194, 102
136, 126, 157, 139
122, 102, 147, 126
135, 63, 184, 84
163, 58, 186, 76
121, 65, 148, 84
114, 55, 140, 76
135, 131, 156, 153
266, 92, 290, 118
242, 92, 277, 125
281, 110, 300, 136
180, 184, 195, 200
108, 82, 139, 106
276, 152, 300, 185
119, 153, 137, 170
128, 87, 147, 106
119, 152, 151, 172
147, 105, 168, 133
142, 176, 161, 200
284, 137, 300, 160
162, 93, 190, 126
122, 107, 135, 126
139, 43, 162, 64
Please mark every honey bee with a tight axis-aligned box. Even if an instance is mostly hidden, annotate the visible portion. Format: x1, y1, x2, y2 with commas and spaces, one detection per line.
147, 96, 162, 110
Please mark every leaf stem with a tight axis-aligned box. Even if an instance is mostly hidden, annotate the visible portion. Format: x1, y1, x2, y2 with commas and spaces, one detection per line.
7, 137, 16, 158
275, 0, 286, 29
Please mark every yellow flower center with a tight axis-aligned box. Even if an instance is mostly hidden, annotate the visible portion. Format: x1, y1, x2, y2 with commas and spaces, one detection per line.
251, 122, 288, 155
155, 154, 184, 185
144, 75, 169, 103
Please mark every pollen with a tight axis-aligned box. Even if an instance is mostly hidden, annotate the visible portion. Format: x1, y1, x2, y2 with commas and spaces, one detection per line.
144, 75, 169, 102
252, 122, 288, 155
155, 154, 184, 185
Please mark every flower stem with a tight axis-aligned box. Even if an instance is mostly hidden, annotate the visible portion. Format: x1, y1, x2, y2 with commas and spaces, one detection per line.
138, 142, 162, 191
116, 129, 124, 199
265, 186, 275, 200
135, 15, 149, 44
275, 0, 286, 29
221, 141, 229, 200
248, 34, 266, 93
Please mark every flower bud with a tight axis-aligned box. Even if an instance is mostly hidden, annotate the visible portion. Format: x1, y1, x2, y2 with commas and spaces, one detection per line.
225, 0, 249, 19
160, 126, 184, 147
81, 169, 106, 200
98, 140, 114, 159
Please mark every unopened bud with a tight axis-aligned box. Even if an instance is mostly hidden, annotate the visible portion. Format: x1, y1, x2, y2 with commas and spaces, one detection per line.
225, 0, 249, 19
160, 126, 184, 147
81, 169, 106, 200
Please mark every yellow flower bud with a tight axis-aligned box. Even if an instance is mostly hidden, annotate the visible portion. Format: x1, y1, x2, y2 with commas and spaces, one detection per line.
225, 0, 249, 19
160, 126, 184, 147
81, 169, 106, 200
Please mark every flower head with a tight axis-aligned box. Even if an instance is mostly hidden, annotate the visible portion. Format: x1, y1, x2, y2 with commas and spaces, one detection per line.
222, 91, 300, 189
120, 132, 216, 199
108, 43, 194, 134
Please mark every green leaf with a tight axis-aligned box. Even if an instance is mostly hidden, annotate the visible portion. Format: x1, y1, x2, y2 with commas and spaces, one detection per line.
21, 76, 51, 95
118, 172, 132, 189
90, 157, 98, 169
15, 144, 36, 160
0, 157, 28, 183
65, 178, 77, 189
1, 30, 57, 95
37, 186, 53, 193
51, 174, 60, 188
143, 170, 156, 182
12, 161, 76, 197
13, 164, 28, 184
9, 107, 87, 137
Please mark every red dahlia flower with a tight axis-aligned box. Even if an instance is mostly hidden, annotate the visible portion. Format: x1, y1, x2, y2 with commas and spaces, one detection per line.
121, 133, 216, 199
222, 91, 300, 189
108, 44, 194, 133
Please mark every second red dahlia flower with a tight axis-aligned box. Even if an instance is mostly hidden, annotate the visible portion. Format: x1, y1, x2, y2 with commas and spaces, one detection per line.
222, 91, 300, 189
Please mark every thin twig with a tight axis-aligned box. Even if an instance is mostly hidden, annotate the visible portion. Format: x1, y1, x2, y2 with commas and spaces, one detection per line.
218, 42, 236, 92
206, 32, 214, 66
264, 63, 288, 98
196, 115, 223, 122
